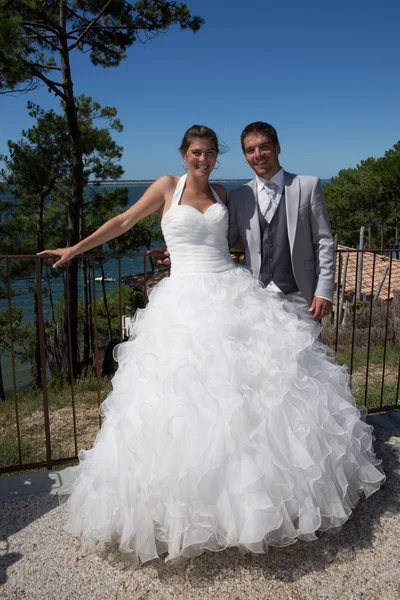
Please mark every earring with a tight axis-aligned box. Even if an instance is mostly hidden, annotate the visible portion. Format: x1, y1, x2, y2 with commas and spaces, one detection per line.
214, 160, 220, 170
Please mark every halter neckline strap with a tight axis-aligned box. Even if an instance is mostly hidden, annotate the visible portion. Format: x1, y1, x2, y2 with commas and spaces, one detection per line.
171, 174, 224, 207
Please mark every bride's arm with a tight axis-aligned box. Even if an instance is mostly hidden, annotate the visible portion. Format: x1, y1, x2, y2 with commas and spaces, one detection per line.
38, 176, 174, 268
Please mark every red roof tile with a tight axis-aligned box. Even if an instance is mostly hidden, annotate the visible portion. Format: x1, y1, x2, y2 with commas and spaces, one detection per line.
335, 246, 400, 299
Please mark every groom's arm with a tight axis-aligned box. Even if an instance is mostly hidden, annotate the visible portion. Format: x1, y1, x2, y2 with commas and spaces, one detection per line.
309, 178, 335, 304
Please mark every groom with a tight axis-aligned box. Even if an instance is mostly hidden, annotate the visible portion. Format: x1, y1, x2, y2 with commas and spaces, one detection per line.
230, 121, 334, 323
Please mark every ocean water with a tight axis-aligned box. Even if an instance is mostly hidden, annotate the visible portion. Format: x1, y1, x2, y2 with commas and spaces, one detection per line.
0, 180, 246, 394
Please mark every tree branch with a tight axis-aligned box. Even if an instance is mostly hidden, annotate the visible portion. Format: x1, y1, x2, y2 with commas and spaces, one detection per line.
64, 6, 86, 24
29, 66, 67, 101
23, 21, 60, 35
23, 26, 60, 52
66, 26, 91, 36
29, 63, 63, 71
67, 24, 133, 36
0, 83, 39, 96
69, 0, 113, 51
42, 172, 63, 201
24, 32, 60, 39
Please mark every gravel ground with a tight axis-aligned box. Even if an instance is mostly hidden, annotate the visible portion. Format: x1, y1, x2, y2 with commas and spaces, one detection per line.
1, 418, 399, 600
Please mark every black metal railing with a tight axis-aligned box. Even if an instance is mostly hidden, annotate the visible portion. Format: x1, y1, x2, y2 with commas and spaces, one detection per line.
329, 248, 400, 413
0, 249, 399, 474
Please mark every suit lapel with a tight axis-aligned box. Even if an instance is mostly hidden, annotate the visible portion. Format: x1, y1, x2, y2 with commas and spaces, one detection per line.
247, 178, 261, 249
284, 171, 299, 252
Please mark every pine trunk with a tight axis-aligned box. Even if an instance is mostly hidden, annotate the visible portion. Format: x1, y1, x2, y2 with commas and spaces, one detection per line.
33, 198, 45, 389
80, 207, 91, 367
59, 2, 84, 379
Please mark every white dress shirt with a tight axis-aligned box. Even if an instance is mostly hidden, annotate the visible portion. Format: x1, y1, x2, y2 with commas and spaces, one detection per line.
256, 168, 285, 223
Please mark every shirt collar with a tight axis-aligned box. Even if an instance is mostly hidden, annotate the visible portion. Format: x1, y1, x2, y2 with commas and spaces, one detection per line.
257, 168, 284, 193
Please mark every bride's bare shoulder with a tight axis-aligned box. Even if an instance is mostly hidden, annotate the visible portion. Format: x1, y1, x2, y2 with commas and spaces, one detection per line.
151, 176, 180, 205
154, 175, 180, 191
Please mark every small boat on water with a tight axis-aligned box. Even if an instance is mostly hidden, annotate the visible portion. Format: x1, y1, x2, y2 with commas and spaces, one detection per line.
95, 276, 115, 283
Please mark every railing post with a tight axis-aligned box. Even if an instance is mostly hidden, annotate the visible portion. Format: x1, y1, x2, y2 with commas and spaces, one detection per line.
91, 258, 102, 429
349, 250, 359, 377
364, 253, 377, 407
35, 256, 53, 469
65, 259, 78, 457
380, 252, 394, 409
6, 258, 22, 464
143, 254, 148, 306
118, 257, 123, 341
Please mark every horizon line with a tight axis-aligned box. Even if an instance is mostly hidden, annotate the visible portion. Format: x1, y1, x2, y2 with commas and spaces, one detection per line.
89, 178, 332, 184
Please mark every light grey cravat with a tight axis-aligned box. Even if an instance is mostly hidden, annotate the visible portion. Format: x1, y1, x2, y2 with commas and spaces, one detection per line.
265, 181, 278, 193
262, 181, 280, 222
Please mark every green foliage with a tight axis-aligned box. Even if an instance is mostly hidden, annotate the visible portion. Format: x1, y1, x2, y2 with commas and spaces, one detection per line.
0, 95, 132, 251
109, 213, 163, 252
0, 306, 27, 401
0, 0, 204, 95
0, 308, 36, 370
0, 93, 164, 254
0, 307, 23, 350
77, 284, 144, 346
0, 260, 32, 298
324, 142, 400, 247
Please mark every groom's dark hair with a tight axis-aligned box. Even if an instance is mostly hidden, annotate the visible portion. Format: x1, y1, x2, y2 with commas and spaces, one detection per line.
240, 122, 279, 151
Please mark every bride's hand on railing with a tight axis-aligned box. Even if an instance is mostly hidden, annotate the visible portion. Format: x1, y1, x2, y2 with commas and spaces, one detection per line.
146, 246, 171, 267
37, 247, 77, 268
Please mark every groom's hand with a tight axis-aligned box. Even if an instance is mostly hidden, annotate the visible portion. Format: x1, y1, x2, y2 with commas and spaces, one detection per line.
310, 297, 332, 321
146, 246, 171, 266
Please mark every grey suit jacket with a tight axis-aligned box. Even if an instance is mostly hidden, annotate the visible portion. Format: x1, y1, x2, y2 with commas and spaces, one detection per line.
228, 171, 335, 306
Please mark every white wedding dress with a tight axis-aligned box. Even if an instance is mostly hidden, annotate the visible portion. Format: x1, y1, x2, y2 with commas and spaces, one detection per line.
64, 175, 385, 564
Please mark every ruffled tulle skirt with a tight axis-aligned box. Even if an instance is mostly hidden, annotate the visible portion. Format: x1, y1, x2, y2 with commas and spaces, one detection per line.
64, 266, 385, 564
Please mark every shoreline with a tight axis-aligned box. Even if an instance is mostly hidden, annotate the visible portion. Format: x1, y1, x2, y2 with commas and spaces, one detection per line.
88, 179, 251, 185
88, 178, 332, 186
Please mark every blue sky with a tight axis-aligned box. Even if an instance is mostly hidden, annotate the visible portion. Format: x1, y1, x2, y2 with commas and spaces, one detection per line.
1, 0, 399, 180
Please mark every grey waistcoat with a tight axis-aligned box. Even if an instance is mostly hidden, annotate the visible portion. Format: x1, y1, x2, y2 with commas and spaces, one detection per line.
257, 191, 299, 294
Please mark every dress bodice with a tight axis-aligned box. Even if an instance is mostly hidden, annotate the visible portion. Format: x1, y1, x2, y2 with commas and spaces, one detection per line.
161, 175, 235, 275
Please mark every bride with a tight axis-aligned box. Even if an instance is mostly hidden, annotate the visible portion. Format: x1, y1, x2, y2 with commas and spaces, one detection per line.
40, 125, 385, 564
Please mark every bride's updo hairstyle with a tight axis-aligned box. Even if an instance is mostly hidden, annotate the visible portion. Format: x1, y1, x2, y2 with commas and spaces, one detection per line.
179, 125, 220, 155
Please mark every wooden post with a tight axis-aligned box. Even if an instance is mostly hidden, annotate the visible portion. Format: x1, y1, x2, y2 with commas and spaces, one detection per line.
356, 227, 364, 301
333, 235, 338, 309
342, 299, 349, 326
338, 253, 349, 326
374, 266, 389, 301
334, 234, 338, 250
